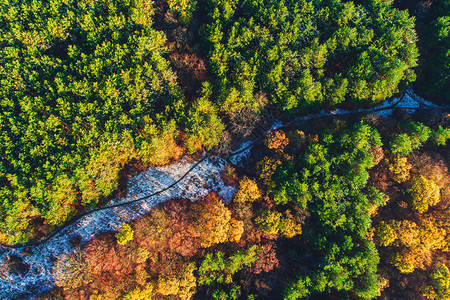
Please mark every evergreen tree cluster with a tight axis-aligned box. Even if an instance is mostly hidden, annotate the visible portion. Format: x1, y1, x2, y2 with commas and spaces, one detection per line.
203, 0, 419, 114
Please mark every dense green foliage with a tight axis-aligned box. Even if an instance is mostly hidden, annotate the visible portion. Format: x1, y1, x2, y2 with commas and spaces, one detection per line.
389, 120, 435, 157
198, 245, 263, 286
1, 0, 450, 298
267, 123, 385, 299
203, 0, 418, 114
419, 0, 450, 103
0, 0, 426, 245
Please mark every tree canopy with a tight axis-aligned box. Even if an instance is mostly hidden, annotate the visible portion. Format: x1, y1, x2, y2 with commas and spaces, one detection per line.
203, 0, 419, 115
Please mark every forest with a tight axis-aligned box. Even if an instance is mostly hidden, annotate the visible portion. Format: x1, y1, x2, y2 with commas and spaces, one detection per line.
35, 115, 450, 299
0, 0, 449, 299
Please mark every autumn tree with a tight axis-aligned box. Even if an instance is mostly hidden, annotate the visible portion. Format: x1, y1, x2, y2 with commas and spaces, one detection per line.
375, 217, 447, 274
233, 176, 261, 204
255, 209, 303, 238
386, 157, 411, 183
157, 263, 197, 300
409, 175, 441, 213
265, 130, 289, 151
189, 193, 243, 247
255, 210, 282, 235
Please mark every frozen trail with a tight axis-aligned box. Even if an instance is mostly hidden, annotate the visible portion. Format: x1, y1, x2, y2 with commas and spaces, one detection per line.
0, 155, 236, 299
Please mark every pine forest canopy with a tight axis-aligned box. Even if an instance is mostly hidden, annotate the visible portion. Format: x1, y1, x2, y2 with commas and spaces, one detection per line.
418, 0, 450, 103
204, 0, 419, 114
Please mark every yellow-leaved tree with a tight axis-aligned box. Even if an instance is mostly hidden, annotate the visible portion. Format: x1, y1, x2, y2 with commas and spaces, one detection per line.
376, 217, 447, 274
409, 175, 440, 213
387, 157, 411, 183
234, 176, 261, 203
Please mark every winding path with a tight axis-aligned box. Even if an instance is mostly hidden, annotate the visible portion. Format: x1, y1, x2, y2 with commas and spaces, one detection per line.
0, 90, 447, 299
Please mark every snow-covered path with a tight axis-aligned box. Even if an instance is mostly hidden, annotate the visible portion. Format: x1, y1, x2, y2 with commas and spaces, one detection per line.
0, 155, 236, 299
0, 90, 446, 299
290, 89, 447, 123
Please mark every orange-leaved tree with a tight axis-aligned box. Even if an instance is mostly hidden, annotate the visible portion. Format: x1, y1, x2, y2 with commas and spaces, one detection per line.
189, 193, 243, 247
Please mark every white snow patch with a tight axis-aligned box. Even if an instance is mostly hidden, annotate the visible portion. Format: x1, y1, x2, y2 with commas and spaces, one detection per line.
373, 90, 448, 117
375, 109, 394, 118
396, 93, 420, 108
230, 141, 253, 166
218, 186, 238, 205
230, 140, 254, 155
269, 119, 284, 130
406, 89, 443, 108
329, 108, 350, 115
